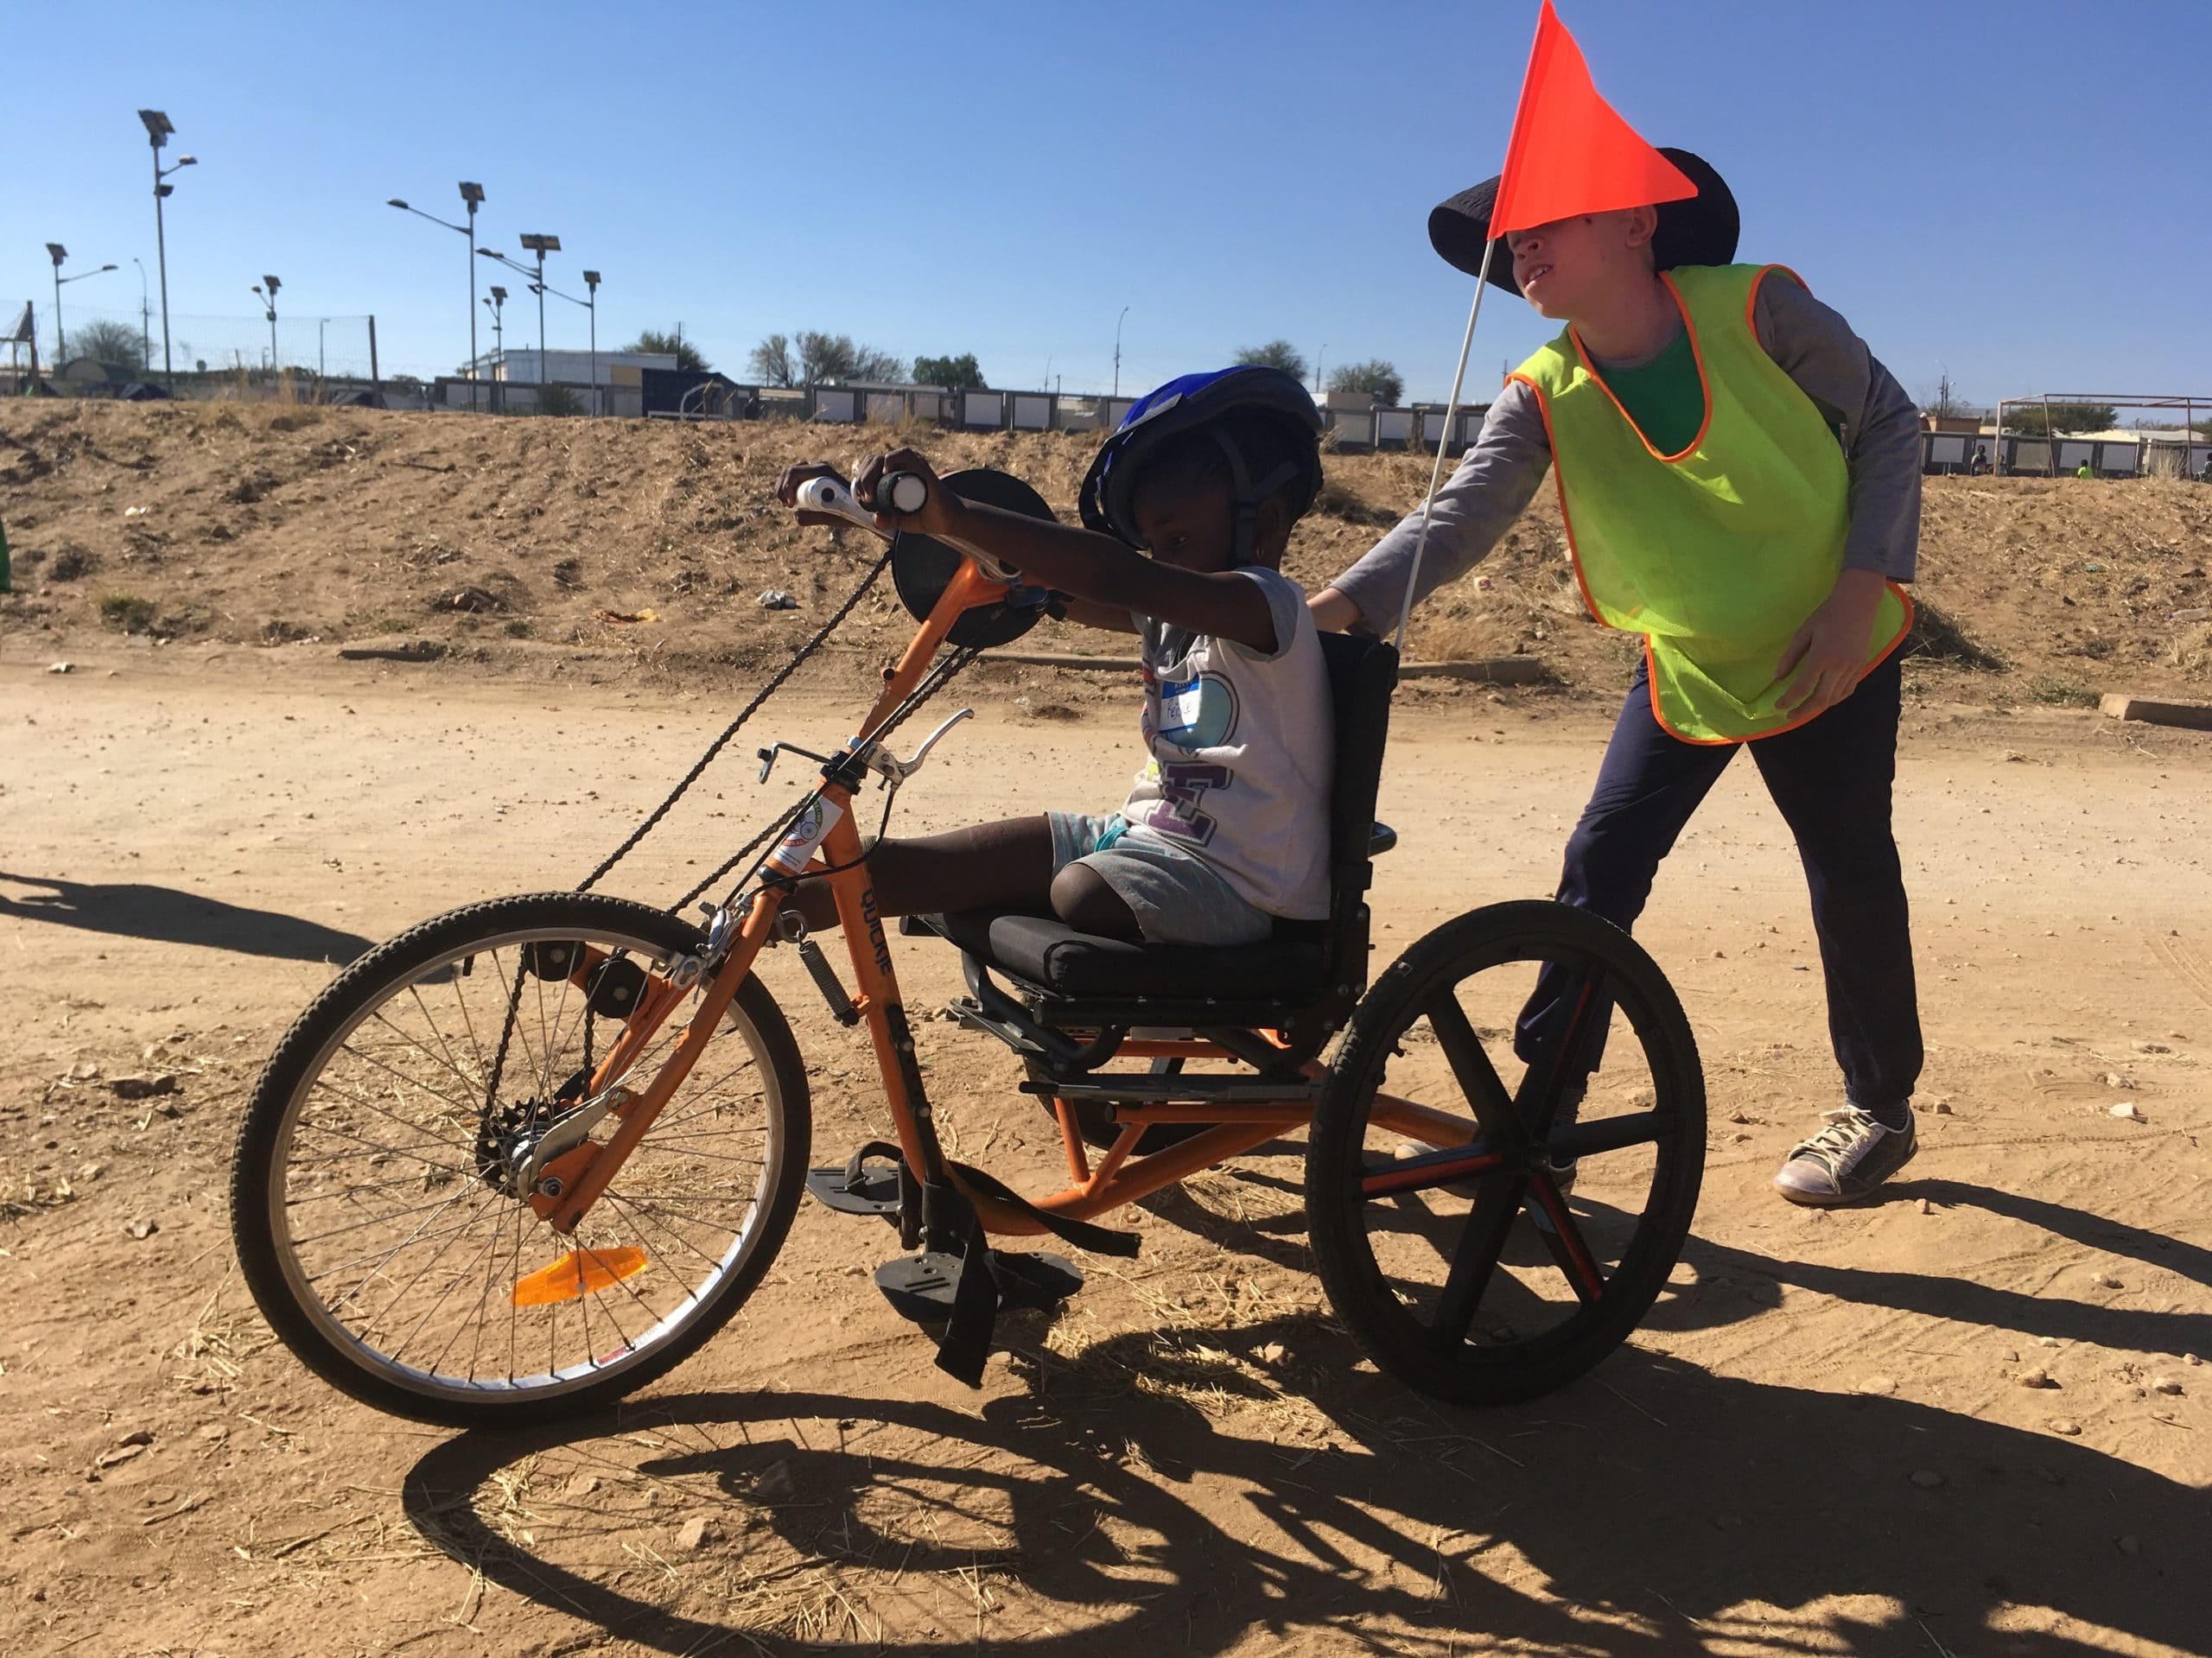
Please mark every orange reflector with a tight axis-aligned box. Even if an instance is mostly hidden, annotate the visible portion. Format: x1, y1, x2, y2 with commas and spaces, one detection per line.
512, 1246, 649, 1306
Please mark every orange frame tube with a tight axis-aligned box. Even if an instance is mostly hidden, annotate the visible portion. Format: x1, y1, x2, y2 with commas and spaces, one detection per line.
537, 555, 1483, 1242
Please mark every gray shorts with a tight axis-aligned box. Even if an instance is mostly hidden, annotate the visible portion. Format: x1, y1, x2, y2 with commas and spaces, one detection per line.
1046, 812, 1274, 947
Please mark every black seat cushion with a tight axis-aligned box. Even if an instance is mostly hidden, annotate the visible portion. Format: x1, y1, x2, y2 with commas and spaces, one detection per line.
926, 909, 1329, 1001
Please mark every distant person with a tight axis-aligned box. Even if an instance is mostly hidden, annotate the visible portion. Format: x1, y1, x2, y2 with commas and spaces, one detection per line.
1968, 443, 1988, 476
2197, 452, 2210, 484
1311, 149, 1929, 1208
2076, 459, 2095, 479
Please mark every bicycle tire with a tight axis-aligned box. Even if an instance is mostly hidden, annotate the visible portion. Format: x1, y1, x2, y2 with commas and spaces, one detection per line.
231, 892, 811, 1427
1306, 900, 1704, 1405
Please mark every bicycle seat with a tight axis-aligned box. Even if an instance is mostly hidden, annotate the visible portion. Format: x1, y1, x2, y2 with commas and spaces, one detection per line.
917, 909, 1329, 1000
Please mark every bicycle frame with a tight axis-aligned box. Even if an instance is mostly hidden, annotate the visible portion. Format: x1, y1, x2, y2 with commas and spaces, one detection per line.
537, 556, 1471, 1243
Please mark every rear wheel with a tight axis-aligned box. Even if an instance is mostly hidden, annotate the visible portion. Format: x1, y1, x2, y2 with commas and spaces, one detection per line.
1306, 901, 1703, 1405
231, 893, 810, 1427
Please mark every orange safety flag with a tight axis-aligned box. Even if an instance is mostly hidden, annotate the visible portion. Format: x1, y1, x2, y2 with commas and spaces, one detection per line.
1488, 0, 1697, 238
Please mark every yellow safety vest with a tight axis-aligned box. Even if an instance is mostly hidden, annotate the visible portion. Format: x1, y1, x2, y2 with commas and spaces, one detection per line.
1512, 263, 1912, 743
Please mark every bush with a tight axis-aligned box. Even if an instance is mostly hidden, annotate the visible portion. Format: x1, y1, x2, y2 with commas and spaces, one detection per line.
99, 594, 157, 632
537, 384, 586, 418
2027, 674, 2100, 707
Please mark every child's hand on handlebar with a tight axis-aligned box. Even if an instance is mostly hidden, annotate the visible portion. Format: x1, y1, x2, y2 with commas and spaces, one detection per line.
775, 461, 878, 533
854, 448, 959, 538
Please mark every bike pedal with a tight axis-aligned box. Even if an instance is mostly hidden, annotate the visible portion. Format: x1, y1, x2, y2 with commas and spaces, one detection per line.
804, 1163, 904, 1222
873, 1248, 1083, 1326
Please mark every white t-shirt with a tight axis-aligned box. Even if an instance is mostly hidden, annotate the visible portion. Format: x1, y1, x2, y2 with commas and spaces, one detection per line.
1117, 567, 1335, 920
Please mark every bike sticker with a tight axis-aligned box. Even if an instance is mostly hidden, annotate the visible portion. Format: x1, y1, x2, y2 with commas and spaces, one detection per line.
768, 797, 844, 874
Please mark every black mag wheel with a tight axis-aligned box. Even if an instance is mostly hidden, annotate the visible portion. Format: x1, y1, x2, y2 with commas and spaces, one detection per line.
231, 893, 811, 1428
1306, 900, 1704, 1405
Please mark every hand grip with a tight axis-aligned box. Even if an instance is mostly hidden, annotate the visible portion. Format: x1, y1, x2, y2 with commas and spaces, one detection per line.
880, 471, 928, 516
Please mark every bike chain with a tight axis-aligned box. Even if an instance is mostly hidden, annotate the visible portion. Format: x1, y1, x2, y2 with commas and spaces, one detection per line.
479, 543, 895, 1115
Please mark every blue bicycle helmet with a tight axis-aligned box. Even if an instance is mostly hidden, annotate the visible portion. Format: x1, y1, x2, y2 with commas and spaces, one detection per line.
1078, 365, 1325, 562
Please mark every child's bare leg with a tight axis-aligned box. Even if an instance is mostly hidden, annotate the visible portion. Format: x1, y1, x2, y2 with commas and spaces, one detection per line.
785, 816, 1054, 931
1049, 863, 1142, 940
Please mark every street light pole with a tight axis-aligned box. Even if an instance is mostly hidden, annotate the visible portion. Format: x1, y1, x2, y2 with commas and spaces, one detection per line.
47, 245, 67, 365
1113, 305, 1129, 399
388, 184, 487, 411
460, 182, 483, 411
139, 111, 194, 392
582, 270, 600, 416
253, 276, 281, 377
132, 257, 150, 372
483, 287, 505, 412
46, 245, 120, 368
517, 234, 559, 397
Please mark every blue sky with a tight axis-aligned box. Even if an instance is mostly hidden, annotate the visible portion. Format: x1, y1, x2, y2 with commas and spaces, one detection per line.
8, 0, 2209, 411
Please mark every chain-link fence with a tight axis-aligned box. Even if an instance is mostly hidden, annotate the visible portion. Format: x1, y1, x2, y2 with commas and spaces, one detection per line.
24, 301, 378, 397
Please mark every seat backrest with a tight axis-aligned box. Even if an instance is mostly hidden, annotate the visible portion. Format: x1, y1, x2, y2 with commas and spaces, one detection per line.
1318, 629, 1399, 937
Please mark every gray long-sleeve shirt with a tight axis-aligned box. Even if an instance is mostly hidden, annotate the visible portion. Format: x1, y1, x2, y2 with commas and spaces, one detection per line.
1331, 273, 1923, 630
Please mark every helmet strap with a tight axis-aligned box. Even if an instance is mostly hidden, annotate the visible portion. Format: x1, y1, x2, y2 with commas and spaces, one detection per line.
1206, 428, 1300, 564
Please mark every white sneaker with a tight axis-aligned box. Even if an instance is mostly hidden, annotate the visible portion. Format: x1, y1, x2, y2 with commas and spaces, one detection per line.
1773, 1106, 1916, 1207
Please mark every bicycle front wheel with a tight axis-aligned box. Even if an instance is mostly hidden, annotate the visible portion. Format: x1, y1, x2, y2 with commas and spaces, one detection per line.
231, 893, 810, 1427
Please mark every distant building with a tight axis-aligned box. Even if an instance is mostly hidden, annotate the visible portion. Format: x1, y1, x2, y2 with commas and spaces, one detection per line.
469, 347, 675, 386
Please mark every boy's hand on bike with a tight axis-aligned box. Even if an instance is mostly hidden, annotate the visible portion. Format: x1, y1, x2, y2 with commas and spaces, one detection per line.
855, 448, 961, 538
775, 462, 864, 530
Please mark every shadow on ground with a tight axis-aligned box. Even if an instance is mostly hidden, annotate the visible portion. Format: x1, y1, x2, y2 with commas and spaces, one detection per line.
0, 871, 372, 965
405, 1326, 2197, 1655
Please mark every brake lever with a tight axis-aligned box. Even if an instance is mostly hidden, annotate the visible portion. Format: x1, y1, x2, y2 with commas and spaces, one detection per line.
866, 708, 974, 785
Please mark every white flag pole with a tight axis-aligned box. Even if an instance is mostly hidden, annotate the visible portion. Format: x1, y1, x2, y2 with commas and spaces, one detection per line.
1394, 232, 1502, 655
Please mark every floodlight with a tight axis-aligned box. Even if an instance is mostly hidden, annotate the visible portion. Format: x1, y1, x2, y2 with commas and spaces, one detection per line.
458, 181, 484, 205
477, 247, 505, 259
139, 109, 175, 144
98, 264, 117, 273
47, 243, 66, 265
176, 156, 196, 167
490, 285, 507, 302
388, 198, 409, 209
264, 274, 281, 295
582, 270, 601, 289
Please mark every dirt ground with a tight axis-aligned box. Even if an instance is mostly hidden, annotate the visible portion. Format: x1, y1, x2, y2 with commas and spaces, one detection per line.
2, 613, 2208, 1656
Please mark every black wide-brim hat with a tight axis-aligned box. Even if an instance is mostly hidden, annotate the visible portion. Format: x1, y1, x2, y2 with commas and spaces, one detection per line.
1428, 147, 1738, 295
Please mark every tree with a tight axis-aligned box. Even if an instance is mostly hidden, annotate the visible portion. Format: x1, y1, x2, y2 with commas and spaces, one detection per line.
626, 329, 709, 373
912, 353, 985, 390
1234, 340, 1309, 381
2001, 402, 2115, 436
796, 331, 905, 384
1327, 359, 1403, 408
72, 319, 147, 371
747, 333, 796, 387
537, 383, 586, 417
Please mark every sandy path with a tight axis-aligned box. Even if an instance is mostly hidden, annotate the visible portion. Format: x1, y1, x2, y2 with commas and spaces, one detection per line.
3, 645, 2207, 1656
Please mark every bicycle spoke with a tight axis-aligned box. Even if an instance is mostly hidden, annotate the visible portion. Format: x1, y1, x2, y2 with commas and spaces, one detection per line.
1428, 1174, 1526, 1350
1425, 994, 1520, 1142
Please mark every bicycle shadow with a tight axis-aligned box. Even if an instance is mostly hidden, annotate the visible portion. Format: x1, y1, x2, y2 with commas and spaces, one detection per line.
1147, 1164, 2212, 1360
0, 870, 372, 965
403, 1325, 2202, 1656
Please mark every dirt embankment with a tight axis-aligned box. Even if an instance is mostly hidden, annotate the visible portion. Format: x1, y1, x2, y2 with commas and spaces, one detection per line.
3, 399, 2209, 702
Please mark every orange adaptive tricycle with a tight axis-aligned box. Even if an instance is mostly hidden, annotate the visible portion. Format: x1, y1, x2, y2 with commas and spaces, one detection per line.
231, 468, 1705, 1426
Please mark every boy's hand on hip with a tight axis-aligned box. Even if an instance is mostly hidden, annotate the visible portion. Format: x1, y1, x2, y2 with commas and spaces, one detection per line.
1775, 569, 1888, 718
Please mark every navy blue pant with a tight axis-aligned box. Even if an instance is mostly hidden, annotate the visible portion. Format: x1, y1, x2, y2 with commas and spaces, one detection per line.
1516, 652, 1923, 1115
